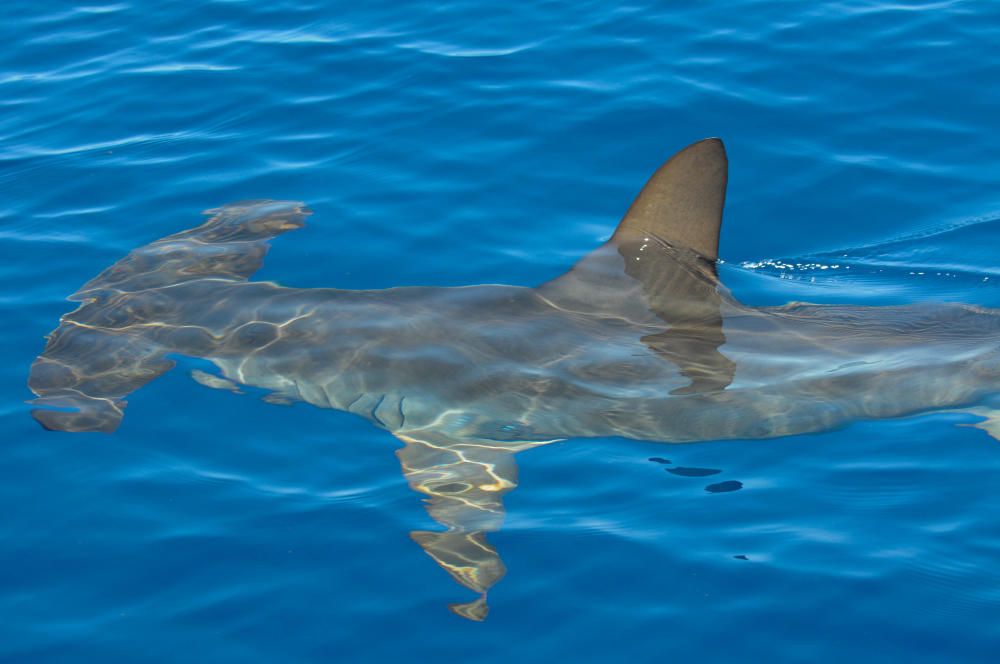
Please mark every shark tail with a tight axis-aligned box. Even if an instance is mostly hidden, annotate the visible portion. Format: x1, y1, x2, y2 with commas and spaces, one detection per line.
28, 201, 310, 432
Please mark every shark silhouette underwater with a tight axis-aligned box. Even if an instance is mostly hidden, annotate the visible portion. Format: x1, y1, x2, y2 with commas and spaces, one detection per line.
28, 138, 1000, 620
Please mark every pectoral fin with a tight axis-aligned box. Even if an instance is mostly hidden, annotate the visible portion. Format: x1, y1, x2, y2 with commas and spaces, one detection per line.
957, 407, 1000, 442
394, 430, 548, 620
396, 432, 521, 532
409, 530, 506, 595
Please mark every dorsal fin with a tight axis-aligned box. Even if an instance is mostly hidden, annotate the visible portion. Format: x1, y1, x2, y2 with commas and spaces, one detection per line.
539, 138, 729, 316
537, 138, 734, 393
612, 137, 727, 260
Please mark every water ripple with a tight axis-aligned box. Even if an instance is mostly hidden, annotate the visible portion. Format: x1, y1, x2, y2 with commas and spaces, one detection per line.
3, 0, 1000, 660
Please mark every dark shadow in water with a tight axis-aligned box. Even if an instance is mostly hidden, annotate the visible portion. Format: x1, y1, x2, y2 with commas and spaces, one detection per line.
667, 467, 723, 477
705, 480, 744, 493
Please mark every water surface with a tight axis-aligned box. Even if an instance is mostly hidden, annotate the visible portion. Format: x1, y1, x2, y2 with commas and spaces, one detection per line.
2, 1, 999, 661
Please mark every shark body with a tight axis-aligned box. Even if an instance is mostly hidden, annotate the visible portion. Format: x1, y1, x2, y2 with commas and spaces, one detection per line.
29, 139, 999, 619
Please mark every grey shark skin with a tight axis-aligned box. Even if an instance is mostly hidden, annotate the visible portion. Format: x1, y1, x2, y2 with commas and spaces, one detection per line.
29, 139, 1000, 620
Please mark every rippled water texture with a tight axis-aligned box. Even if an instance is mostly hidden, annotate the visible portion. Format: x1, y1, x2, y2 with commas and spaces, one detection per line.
2, 1, 999, 662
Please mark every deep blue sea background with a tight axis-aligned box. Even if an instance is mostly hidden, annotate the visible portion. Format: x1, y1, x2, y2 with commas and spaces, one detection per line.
3, 1, 1000, 661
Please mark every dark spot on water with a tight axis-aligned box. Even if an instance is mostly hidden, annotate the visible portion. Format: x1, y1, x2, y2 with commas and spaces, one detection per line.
705, 480, 743, 493
666, 467, 721, 477
733, 554, 749, 560
648, 457, 671, 464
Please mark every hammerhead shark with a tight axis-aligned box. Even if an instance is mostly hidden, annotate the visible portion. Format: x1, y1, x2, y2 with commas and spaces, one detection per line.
28, 139, 999, 620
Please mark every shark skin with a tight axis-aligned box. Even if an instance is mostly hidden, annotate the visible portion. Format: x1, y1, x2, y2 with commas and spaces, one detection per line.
28, 139, 1000, 620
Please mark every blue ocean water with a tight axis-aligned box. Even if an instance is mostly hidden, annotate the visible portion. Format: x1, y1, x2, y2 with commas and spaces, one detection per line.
3, 1, 1000, 661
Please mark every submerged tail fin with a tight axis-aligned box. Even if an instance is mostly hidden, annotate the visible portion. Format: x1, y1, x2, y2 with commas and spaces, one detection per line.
29, 200, 308, 432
